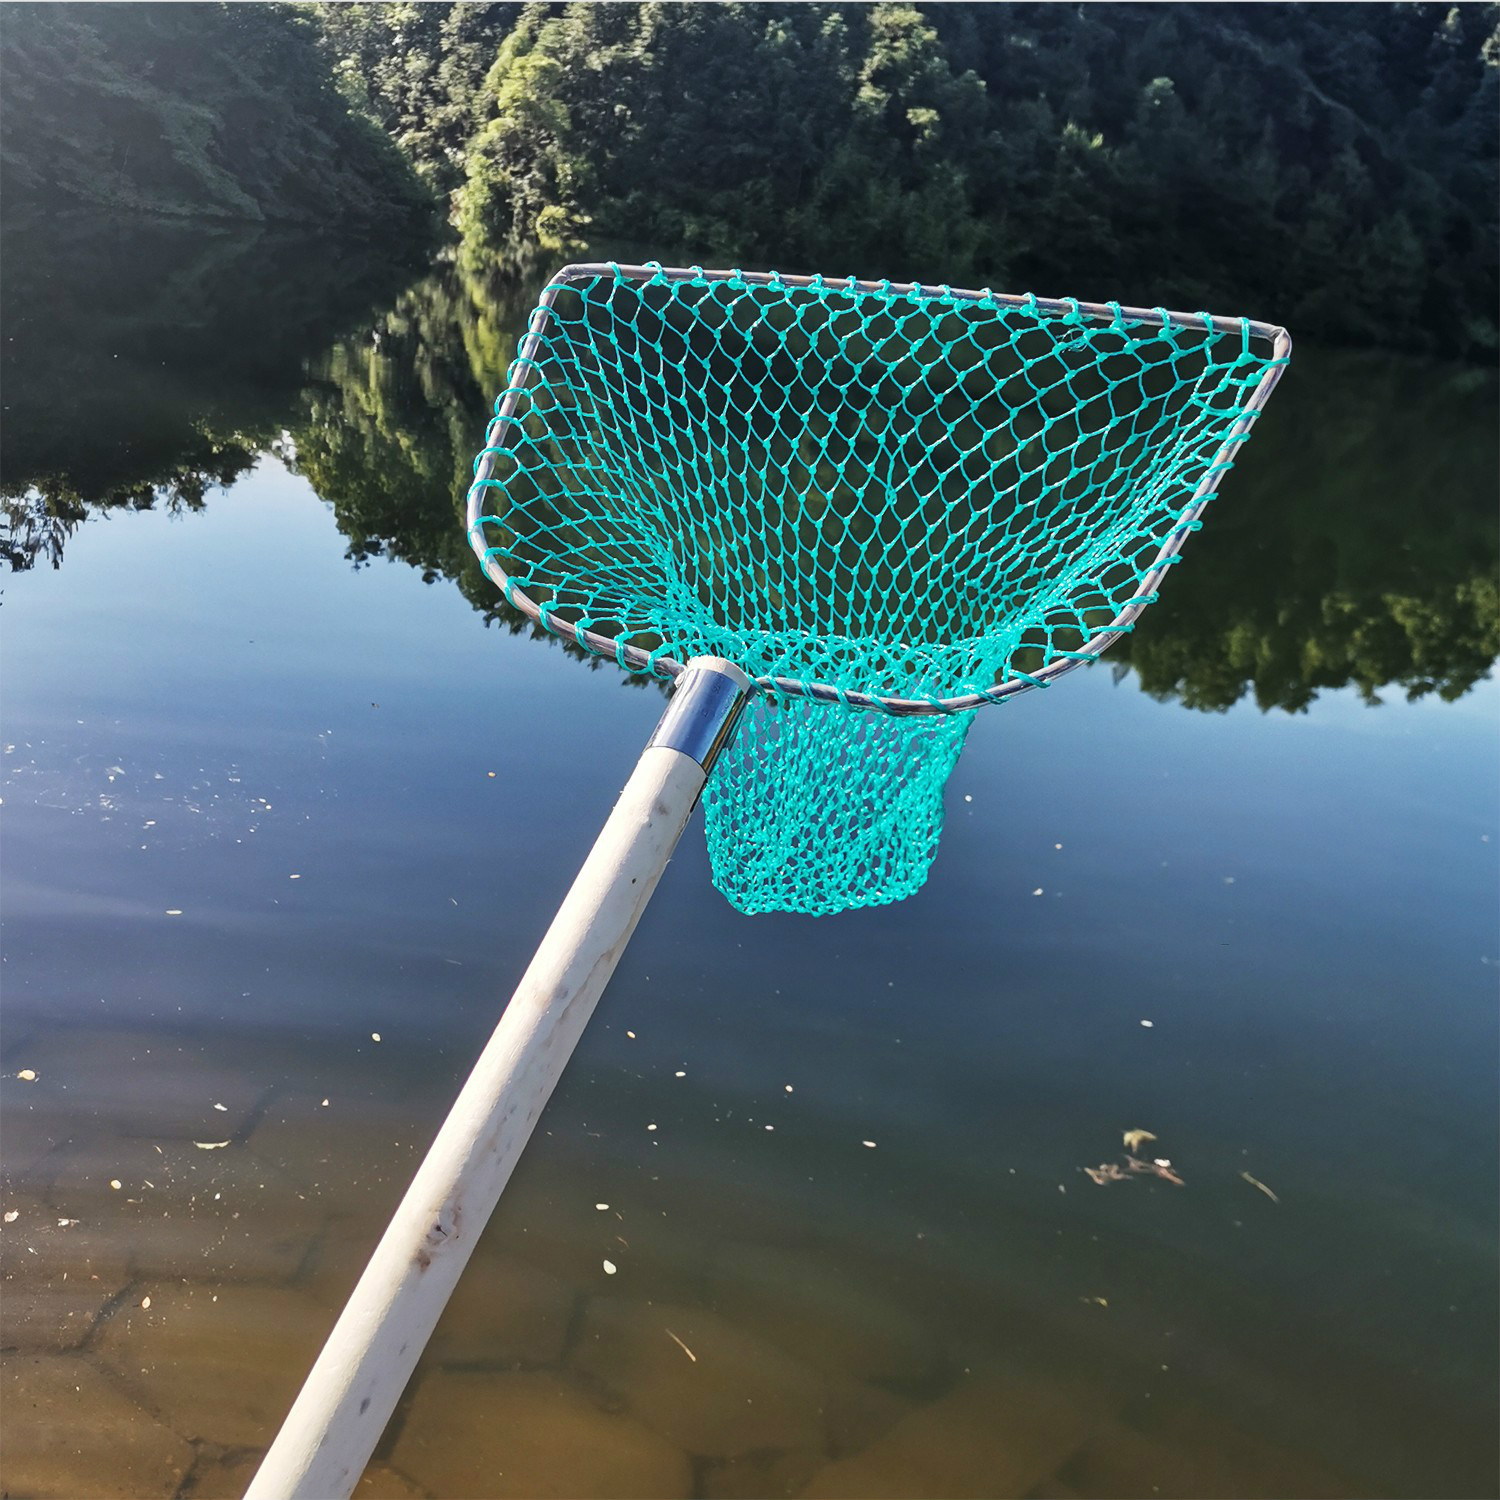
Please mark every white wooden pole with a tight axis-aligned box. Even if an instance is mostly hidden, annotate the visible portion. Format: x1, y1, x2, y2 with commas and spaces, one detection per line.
246, 658, 750, 1500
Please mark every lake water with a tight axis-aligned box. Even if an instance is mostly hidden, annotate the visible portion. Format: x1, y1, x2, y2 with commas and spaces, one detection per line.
2, 217, 1497, 1500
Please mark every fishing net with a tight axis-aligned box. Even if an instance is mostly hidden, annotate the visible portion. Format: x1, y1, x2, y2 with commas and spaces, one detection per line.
468, 264, 1288, 915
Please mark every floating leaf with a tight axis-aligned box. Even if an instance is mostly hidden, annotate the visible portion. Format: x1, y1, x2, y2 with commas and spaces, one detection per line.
1122, 1129, 1157, 1154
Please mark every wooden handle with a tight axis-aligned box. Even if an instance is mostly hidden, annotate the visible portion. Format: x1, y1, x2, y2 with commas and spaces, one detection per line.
246, 742, 711, 1499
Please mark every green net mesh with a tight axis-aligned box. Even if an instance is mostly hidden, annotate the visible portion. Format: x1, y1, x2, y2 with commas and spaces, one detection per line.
469, 264, 1286, 916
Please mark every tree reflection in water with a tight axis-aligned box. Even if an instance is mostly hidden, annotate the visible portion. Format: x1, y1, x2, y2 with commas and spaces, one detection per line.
3, 217, 1494, 713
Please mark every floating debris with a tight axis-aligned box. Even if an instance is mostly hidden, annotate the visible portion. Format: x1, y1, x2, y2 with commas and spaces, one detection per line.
861, 1140, 877, 1149
213, 1103, 227, 1112
141, 1296, 152, 1309
595, 1204, 609, 1212
665, 1328, 697, 1362
1123, 1129, 1157, 1154
15, 1069, 37, 1082
371, 1032, 381, 1043
1131, 1157, 1185, 1187
109, 1180, 122, 1191
1086, 1156, 1185, 1188
193, 1141, 231, 1151
602, 1259, 617, 1275
165, 909, 183, 917
1241, 1170, 1280, 1204
3, 1210, 18, 1223
1140, 1019, 1154, 1028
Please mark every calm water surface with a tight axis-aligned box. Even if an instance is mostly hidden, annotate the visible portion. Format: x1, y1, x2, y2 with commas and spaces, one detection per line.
2, 218, 1497, 1500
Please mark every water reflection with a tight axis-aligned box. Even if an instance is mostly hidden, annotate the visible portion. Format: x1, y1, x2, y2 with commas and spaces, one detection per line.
3, 220, 1496, 1498
296, 287, 1500, 714
3, 222, 1495, 713
0, 211, 424, 569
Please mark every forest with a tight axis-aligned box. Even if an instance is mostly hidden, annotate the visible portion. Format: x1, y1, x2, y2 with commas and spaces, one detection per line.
2, 2, 1496, 359
2, 3, 1496, 714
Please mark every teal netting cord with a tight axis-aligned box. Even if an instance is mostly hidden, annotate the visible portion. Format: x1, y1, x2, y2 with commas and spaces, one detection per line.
709, 696, 974, 914
468, 265, 1286, 915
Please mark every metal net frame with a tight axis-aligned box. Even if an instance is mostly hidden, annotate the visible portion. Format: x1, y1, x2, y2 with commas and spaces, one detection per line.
467, 263, 1290, 914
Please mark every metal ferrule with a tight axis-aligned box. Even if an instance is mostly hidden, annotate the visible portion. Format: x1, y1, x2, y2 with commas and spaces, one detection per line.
646, 656, 753, 772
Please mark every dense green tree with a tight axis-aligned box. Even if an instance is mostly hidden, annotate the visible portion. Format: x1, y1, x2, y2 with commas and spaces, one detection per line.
0, 3, 430, 225
6, 3, 1493, 352
309, 2, 520, 200
458, 3, 993, 272
922, 3, 1499, 355
437, 0, 1498, 358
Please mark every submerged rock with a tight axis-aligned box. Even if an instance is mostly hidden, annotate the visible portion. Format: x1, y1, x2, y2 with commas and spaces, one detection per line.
43, 1133, 327, 1284
93, 1281, 331, 1448
0, 1188, 131, 1351
1059, 1408, 1363, 1499
572, 1295, 827, 1457
392, 1369, 692, 1498
182, 1453, 426, 1499
427, 1249, 577, 1368
704, 1239, 942, 1386
802, 1369, 1107, 1499
1, 1352, 193, 1498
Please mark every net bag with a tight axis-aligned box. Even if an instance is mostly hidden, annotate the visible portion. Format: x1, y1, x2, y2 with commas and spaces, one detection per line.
468, 264, 1289, 915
